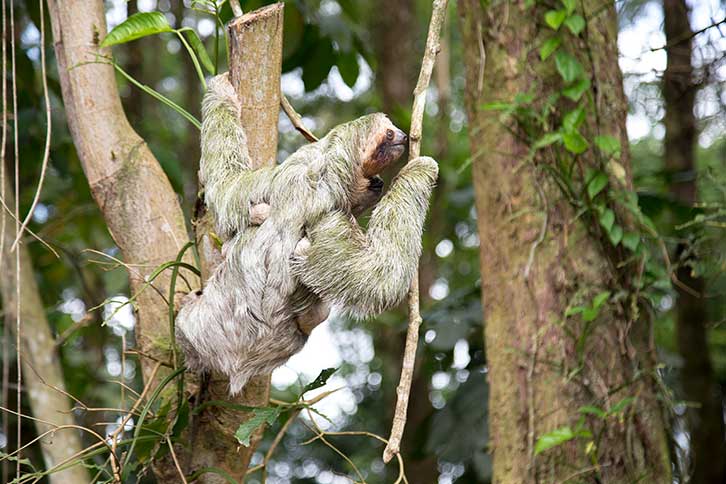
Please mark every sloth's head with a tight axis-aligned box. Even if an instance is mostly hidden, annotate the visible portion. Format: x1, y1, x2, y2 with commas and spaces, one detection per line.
329, 113, 408, 178
358, 113, 408, 177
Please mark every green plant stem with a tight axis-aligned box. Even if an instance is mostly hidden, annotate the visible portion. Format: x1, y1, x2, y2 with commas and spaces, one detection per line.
176, 29, 208, 90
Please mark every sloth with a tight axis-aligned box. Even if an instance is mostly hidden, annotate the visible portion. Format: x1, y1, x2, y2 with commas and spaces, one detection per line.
176, 74, 438, 394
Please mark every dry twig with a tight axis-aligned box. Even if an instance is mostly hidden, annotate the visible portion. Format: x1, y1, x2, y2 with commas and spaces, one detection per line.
281, 94, 318, 142
383, 0, 449, 464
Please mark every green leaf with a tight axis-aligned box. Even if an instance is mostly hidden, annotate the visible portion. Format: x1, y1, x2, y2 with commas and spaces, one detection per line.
535, 427, 576, 455
610, 396, 635, 414
101, 12, 172, 47
562, 107, 585, 132
337, 51, 359, 88
565, 306, 585, 317
234, 407, 281, 446
554, 51, 584, 83
182, 29, 214, 74
302, 367, 338, 395
622, 232, 640, 252
533, 132, 562, 149
564, 14, 586, 35
561, 0, 577, 14
562, 131, 588, 154
592, 291, 611, 309
599, 209, 615, 232
481, 101, 513, 111
608, 224, 623, 246
579, 405, 606, 418
545, 10, 567, 30
594, 135, 621, 156
540, 37, 562, 60
582, 306, 599, 322
563, 78, 590, 101
587, 172, 608, 199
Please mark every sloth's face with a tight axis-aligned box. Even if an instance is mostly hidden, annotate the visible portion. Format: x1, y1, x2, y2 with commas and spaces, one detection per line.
360, 115, 408, 177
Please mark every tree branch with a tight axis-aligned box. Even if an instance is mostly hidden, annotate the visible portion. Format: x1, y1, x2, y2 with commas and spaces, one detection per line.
383, 0, 449, 464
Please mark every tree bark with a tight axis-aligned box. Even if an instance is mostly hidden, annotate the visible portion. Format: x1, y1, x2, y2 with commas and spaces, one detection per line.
0, 178, 89, 484
187, 4, 284, 481
458, 0, 671, 482
663, 1, 726, 482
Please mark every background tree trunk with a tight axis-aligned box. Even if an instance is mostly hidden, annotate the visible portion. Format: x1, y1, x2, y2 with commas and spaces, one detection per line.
0, 178, 90, 484
663, 0, 726, 482
458, 0, 671, 481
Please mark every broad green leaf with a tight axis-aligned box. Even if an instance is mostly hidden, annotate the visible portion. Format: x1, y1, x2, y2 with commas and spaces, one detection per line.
182, 29, 214, 74
562, 131, 588, 154
540, 37, 561, 60
562, 107, 585, 132
535, 427, 575, 455
594, 135, 621, 156
235, 407, 281, 446
545, 10, 567, 30
579, 405, 606, 418
587, 172, 608, 199
101, 12, 172, 47
622, 232, 640, 252
592, 291, 611, 308
561, 0, 577, 14
563, 78, 590, 101
554, 51, 584, 83
302, 367, 337, 395
608, 224, 623, 246
599, 209, 615, 232
533, 132, 562, 149
337, 51, 359, 88
582, 306, 599, 322
564, 14, 586, 35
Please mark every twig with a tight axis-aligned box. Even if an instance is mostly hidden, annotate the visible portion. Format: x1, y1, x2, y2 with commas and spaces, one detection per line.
383, 0, 449, 464
228, 0, 243, 17
281, 94, 318, 142
650, 17, 725, 51
9, 0, 51, 252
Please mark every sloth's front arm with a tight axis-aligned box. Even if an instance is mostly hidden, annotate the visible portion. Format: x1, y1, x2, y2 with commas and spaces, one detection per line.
201, 74, 274, 238
293, 156, 438, 318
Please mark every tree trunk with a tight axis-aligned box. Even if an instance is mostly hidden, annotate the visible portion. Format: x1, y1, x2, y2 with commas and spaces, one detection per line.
458, 0, 671, 482
663, 0, 726, 482
187, 5, 284, 482
0, 178, 89, 484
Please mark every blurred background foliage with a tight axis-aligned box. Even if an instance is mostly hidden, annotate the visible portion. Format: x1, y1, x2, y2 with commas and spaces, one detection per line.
0, 0, 724, 483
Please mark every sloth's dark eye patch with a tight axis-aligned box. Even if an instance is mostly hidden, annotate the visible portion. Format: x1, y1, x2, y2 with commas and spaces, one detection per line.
386, 129, 394, 140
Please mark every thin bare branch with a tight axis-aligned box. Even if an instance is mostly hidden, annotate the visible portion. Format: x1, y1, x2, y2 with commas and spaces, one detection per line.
281, 94, 318, 142
383, 0, 449, 464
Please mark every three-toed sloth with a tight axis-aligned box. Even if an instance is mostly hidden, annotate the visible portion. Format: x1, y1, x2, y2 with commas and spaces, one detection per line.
176, 74, 438, 394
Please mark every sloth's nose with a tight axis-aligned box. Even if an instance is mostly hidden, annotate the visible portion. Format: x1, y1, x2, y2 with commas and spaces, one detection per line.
395, 129, 408, 146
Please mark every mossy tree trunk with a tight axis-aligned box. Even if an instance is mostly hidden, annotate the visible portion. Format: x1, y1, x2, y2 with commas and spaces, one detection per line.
458, 0, 671, 482
663, 0, 726, 482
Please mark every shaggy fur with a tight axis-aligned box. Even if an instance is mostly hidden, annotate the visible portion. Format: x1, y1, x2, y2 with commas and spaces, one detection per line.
176, 74, 438, 394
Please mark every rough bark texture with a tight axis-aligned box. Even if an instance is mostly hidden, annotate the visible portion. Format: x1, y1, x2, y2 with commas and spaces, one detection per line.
374, 0, 418, 113
663, 1, 726, 482
0, 179, 89, 484
458, 0, 671, 482
188, 5, 284, 482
